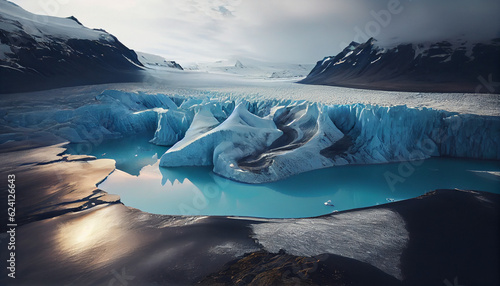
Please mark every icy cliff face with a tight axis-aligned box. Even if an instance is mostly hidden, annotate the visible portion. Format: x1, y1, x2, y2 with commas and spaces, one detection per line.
3, 89, 498, 183
2, 90, 175, 143
328, 104, 442, 164
149, 109, 192, 146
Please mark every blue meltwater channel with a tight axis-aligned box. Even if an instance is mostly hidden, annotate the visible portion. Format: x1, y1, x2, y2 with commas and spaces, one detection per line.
65, 135, 500, 218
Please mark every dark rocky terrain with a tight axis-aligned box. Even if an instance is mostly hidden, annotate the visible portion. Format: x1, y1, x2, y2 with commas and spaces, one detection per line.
1, 141, 498, 285
198, 250, 401, 286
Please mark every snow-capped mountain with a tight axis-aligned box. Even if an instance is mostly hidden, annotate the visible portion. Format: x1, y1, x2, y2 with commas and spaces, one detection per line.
136, 52, 183, 70
301, 38, 500, 93
0, 0, 144, 93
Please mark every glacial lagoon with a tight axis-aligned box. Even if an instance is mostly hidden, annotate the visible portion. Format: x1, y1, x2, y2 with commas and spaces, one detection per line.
66, 135, 500, 218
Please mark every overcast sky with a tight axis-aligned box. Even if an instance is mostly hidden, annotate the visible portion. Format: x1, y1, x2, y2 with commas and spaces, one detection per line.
10, 0, 500, 65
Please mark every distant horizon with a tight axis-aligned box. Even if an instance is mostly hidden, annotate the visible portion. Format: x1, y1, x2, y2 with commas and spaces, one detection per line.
8, 0, 500, 66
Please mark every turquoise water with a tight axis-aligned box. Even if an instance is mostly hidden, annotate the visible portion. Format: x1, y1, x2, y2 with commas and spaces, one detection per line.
66, 135, 500, 218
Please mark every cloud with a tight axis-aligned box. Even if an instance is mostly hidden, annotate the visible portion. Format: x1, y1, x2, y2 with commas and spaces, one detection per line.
374, 0, 500, 45
9, 0, 500, 65
215, 6, 233, 17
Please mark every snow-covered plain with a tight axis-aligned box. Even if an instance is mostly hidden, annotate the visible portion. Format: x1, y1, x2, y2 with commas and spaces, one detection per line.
1, 70, 499, 182
105, 69, 500, 116
184, 57, 314, 79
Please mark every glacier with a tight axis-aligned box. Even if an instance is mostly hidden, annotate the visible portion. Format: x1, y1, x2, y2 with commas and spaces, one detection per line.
157, 99, 499, 183
2, 89, 498, 183
2, 90, 174, 143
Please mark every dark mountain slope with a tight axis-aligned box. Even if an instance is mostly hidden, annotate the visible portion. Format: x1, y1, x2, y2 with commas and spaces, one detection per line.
0, 0, 145, 93
301, 38, 500, 93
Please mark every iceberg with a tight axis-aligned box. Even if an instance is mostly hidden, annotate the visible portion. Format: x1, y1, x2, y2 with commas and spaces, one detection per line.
159, 105, 222, 166
159, 103, 283, 176
232, 102, 346, 183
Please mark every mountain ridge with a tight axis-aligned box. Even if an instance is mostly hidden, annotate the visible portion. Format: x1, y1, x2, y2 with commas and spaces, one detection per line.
0, 0, 145, 93
300, 38, 500, 93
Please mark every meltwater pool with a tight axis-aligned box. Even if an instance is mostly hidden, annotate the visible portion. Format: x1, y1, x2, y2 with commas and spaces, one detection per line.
66, 135, 500, 218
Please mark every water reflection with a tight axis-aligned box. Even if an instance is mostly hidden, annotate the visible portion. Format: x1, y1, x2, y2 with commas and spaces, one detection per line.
65, 134, 169, 176
98, 156, 500, 218
263, 158, 500, 204
69, 136, 500, 218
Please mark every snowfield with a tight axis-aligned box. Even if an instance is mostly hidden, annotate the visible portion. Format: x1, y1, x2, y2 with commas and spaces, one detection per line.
95, 70, 500, 116
0, 1, 111, 43
183, 57, 314, 80
1, 70, 499, 182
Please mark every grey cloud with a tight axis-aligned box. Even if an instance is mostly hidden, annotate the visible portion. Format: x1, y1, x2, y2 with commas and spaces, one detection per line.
215, 5, 233, 17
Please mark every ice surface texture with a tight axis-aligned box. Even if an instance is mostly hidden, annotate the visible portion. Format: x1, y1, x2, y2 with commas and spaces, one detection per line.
4, 89, 497, 183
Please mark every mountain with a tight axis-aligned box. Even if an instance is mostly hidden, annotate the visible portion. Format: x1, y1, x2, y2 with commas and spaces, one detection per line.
0, 0, 145, 93
234, 59, 246, 69
136, 52, 183, 70
300, 38, 500, 93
